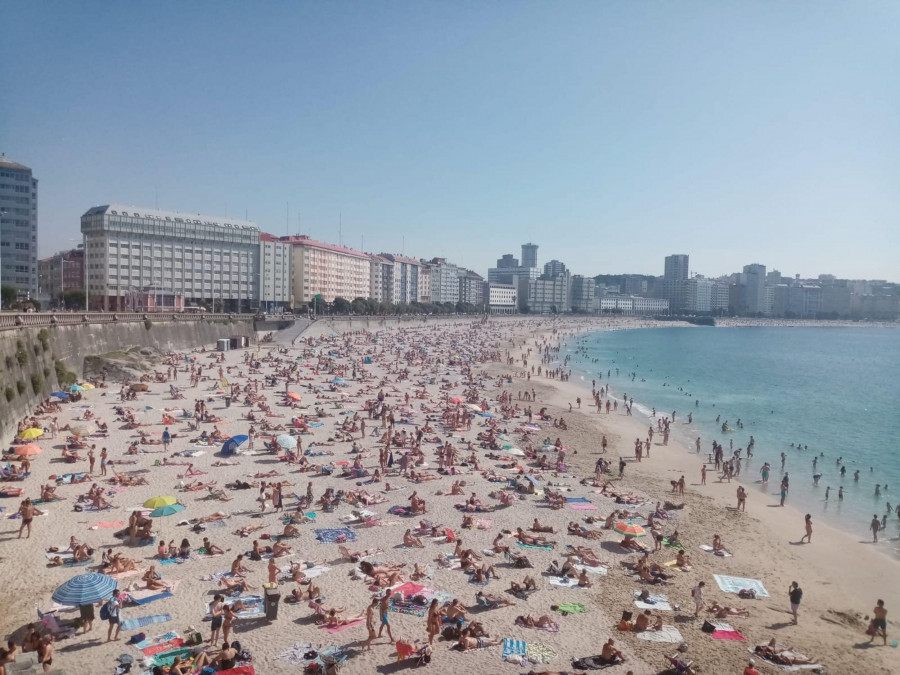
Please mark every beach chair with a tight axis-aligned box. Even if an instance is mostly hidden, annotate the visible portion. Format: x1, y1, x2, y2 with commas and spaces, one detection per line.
395, 640, 415, 661
37, 608, 76, 639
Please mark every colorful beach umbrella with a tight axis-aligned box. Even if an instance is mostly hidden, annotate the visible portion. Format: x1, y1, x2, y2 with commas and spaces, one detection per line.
276, 434, 297, 450
18, 428, 43, 440
613, 522, 646, 538
50, 391, 70, 399
286, 392, 302, 401
143, 495, 177, 509
70, 425, 90, 437
52, 573, 117, 606
80, 383, 95, 390
14, 443, 42, 456
69, 384, 84, 393
221, 435, 249, 456
449, 397, 463, 404
149, 503, 185, 518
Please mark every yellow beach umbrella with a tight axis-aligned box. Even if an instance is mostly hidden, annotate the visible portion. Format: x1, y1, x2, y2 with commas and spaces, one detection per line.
143, 495, 177, 509
80, 383, 95, 390
19, 428, 43, 440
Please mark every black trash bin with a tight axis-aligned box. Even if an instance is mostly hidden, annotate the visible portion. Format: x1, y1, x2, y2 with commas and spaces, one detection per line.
224, 395, 232, 408
264, 587, 280, 620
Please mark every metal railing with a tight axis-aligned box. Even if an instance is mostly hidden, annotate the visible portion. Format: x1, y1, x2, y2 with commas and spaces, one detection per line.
0, 312, 250, 331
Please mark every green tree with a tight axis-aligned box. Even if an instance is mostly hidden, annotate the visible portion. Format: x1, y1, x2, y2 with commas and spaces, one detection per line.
1, 285, 17, 309
350, 297, 369, 315
332, 297, 351, 314
61, 289, 86, 310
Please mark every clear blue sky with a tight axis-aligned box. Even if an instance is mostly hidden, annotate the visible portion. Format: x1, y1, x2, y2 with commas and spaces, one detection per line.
3, 2, 898, 281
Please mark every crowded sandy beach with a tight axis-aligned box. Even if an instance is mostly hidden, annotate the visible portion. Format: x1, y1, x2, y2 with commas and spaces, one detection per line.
0, 317, 896, 675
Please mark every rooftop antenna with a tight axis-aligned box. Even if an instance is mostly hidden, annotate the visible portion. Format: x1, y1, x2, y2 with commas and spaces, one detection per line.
339, 211, 343, 247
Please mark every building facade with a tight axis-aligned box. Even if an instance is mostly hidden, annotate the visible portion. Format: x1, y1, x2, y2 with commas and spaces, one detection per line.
663, 254, 689, 311
428, 258, 460, 304
484, 282, 517, 314
521, 243, 538, 269
526, 275, 569, 314
600, 296, 669, 315
0, 154, 38, 297
259, 234, 292, 312
38, 247, 84, 305
81, 205, 260, 312
570, 275, 595, 312
378, 254, 421, 305
280, 235, 371, 306
458, 269, 484, 306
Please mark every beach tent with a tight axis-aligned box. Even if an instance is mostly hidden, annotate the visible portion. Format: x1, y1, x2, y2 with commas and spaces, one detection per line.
221, 435, 249, 456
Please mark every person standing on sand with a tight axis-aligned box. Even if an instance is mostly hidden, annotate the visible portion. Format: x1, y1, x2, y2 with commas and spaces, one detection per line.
162, 427, 171, 451
736, 486, 747, 511
100, 447, 108, 476
378, 592, 394, 643
701, 465, 706, 485
692, 581, 705, 617
869, 600, 887, 646
364, 597, 379, 651
744, 658, 760, 675
17, 497, 36, 539
105, 592, 121, 641
800, 514, 812, 543
788, 581, 802, 625
760, 462, 770, 484
870, 515, 880, 543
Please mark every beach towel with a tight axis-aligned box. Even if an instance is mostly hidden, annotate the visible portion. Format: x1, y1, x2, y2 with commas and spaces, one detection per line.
142, 638, 184, 656
748, 648, 821, 671
314, 527, 357, 543
322, 617, 364, 633
526, 642, 557, 664
135, 631, 178, 650
700, 544, 732, 557
662, 537, 685, 552
218, 595, 264, 619
89, 520, 126, 530
574, 564, 607, 576
714, 574, 769, 598
120, 613, 171, 631
570, 503, 598, 510
108, 567, 143, 581
502, 638, 527, 659
566, 497, 591, 503
45, 549, 74, 562
554, 603, 587, 614
516, 540, 553, 551
391, 582, 426, 597
548, 577, 583, 589
633, 591, 673, 611
468, 572, 490, 586
148, 647, 193, 667
635, 625, 684, 643
711, 626, 746, 641
217, 668, 255, 675
127, 591, 173, 606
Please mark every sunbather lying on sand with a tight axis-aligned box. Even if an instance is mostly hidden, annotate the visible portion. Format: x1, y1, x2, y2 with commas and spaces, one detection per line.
707, 601, 750, 618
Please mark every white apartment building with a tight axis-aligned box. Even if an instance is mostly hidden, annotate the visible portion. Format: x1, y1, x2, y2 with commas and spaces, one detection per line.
485, 282, 517, 314
428, 258, 460, 304
81, 205, 260, 312
259, 233, 292, 311
280, 235, 371, 306
379, 254, 421, 305
0, 154, 38, 297
600, 296, 669, 315
458, 269, 484, 306
369, 255, 393, 303
526, 276, 569, 314
418, 265, 432, 303
570, 275, 595, 312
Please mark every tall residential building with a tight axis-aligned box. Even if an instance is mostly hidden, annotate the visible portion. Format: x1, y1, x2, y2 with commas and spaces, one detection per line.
369, 255, 393, 304
258, 234, 292, 312
570, 275, 595, 312
663, 254, 689, 310
428, 258, 460, 304
742, 263, 768, 315
543, 259, 567, 277
521, 243, 538, 269
379, 254, 421, 305
458, 269, 484, 306
526, 275, 570, 314
0, 154, 38, 297
38, 247, 84, 305
418, 264, 432, 303
280, 235, 370, 306
496, 253, 519, 269
81, 205, 260, 312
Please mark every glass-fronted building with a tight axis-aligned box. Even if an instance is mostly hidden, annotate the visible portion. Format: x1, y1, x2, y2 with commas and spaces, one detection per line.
0, 154, 38, 298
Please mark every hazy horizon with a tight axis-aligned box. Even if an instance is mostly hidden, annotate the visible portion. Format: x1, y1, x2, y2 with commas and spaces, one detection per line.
2, 2, 898, 282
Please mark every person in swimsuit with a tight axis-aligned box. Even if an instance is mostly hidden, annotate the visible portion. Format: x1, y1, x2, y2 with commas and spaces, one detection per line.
17, 498, 35, 539
869, 599, 888, 645
208, 594, 224, 645
378, 593, 394, 642
363, 597, 379, 651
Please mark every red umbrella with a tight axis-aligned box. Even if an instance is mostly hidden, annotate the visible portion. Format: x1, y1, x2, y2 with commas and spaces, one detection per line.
449, 397, 463, 404
15, 443, 42, 456
613, 522, 646, 538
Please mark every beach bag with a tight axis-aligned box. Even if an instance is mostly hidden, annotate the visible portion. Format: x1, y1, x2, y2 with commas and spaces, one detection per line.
738, 588, 757, 599
701, 620, 716, 634
100, 602, 110, 621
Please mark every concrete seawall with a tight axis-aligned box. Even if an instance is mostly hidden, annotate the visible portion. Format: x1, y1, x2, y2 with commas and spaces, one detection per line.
0, 317, 253, 444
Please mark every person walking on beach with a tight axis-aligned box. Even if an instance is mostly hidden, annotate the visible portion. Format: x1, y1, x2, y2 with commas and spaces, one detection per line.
701, 465, 707, 486
105, 592, 121, 641
378, 592, 394, 643
100, 447, 108, 477
869, 600, 887, 646
788, 581, 802, 625
162, 427, 171, 451
800, 514, 812, 543
692, 581, 705, 617
870, 515, 880, 543
364, 597, 379, 651
760, 462, 770, 484
736, 486, 747, 511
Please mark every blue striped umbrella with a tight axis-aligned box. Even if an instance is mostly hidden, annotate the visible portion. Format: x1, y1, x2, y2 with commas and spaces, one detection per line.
52, 573, 117, 605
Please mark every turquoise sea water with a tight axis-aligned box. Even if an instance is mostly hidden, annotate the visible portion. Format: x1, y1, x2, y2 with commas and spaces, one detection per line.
567, 326, 900, 539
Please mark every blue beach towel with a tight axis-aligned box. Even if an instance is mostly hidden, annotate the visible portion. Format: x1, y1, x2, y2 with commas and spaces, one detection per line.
516, 540, 553, 551
120, 613, 172, 631
134, 630, 178, 650
565, 497, 591, 503
314, 527, 357, 543
129, 591, 173, 606
502, 638, 527, 659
